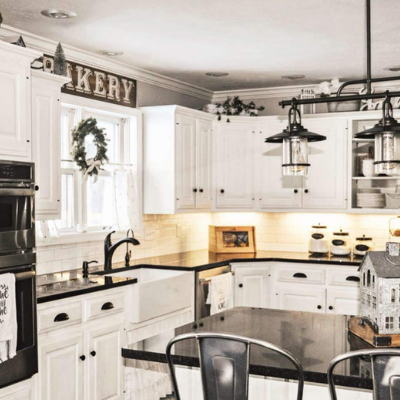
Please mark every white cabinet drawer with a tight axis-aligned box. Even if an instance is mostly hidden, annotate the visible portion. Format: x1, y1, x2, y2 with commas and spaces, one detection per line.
38, 301, 82, 334
277, 265, 325, 284
327, 268, 361, 287
86, 291, 124, 321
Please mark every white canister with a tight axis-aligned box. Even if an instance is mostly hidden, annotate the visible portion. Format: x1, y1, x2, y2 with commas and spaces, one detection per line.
309, 224, 329, 254
330, 230, 351, 256
353, 235, 374, 256
362, 159, 377, 177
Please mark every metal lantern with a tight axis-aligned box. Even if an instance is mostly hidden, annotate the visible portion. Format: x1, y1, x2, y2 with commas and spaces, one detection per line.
355, 97, 400, 176
265, 104, 327, 176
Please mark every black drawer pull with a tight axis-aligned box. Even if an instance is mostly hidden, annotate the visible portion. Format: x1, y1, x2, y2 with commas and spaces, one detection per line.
317, 305, 322, 310
101, 302, 114, 310
329, 306, 334, 310
346, 276, 360, 282
80, 355, 86, 361
54, 312, 69, 322
293, 273, 307, 279
90, 351, 96, 357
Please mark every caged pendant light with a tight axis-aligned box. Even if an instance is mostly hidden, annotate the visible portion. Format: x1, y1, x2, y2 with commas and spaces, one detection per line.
355, 95, 400, 176
265, 104, 326, 176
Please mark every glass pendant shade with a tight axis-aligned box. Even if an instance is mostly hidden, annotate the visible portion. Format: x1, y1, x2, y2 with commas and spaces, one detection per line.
265, 104, 326, 176
355, 97, 400, 176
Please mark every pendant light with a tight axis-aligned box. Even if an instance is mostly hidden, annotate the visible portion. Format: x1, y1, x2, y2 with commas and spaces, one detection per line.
265, 103, 327, 176
355, 96, 400, 176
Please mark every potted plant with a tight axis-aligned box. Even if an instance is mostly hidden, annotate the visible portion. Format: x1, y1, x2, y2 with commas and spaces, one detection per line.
314, 79, 360, 112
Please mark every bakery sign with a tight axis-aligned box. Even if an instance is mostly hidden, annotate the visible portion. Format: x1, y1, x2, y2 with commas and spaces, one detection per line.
43, 55, 137, 108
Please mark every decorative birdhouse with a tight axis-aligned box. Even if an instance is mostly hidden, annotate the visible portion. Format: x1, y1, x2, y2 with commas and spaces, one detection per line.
359, 242, 400, 334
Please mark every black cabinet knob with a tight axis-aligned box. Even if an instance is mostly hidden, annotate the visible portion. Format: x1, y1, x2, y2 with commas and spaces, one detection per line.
220, 316, 225, 321
80, 355, 86, 361
199, 189, 204, 193
220, 189, 225, 193
34, 185, 39, 191
193, 323, 198, 329
294, 189, 298, 193
304, 189, 309, 193
90, 351, 96, 357
199, 322, 204, 327
239, 283, 243, 288
317, 305, 322, 310
193, 188, 197, 193
329, 306, 333, 310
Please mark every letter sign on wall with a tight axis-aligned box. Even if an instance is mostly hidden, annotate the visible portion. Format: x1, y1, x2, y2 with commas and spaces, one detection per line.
43, 55, 137, 108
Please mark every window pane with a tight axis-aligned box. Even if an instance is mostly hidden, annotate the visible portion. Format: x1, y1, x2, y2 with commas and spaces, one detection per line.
61, 112, 71, 160
86, 174, 114, 228
55, 173, 74, 229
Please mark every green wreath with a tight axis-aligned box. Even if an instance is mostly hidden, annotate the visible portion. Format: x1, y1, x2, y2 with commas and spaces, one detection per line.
71, 117, 109, 178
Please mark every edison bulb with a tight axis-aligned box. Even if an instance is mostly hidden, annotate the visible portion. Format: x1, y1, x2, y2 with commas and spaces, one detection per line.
283, 137, 308, 176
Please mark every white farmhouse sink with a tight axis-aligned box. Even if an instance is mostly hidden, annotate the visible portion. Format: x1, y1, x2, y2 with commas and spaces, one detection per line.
105, 268, 194, 323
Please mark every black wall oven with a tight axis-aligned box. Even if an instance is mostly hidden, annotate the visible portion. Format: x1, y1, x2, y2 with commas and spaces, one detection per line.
0, 162, 38, 388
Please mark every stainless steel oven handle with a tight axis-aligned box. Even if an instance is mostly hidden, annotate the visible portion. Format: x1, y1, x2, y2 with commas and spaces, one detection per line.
15, 271, 35, 281
0, 188, 35, 196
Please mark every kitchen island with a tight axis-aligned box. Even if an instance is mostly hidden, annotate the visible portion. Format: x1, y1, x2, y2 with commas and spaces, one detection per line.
123, 307, 373, 400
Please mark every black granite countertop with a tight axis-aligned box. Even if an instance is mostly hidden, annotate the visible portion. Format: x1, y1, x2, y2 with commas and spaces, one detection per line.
36, 250, 362, 303
122, 307, 373, 389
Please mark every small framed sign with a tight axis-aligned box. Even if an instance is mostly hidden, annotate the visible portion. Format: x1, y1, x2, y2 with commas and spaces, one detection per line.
209, 226, 256, 254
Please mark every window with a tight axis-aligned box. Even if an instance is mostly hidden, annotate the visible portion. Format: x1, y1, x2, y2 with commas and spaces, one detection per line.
373, 296, 376, 309
386, 316, 394, 330
54, 103, 140, 234
367, 270, 371, 287
367, 294, 371, 306
372, 275, 375, 289
392, 288, 396, 303
363, 272, 365, 286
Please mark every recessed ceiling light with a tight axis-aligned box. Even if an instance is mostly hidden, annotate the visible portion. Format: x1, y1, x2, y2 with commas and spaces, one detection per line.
384, 66, 400, 72
97, 50, 124, 57
205, 72, 229, 77
281, 74, 306, 80
41, 9, 77, 19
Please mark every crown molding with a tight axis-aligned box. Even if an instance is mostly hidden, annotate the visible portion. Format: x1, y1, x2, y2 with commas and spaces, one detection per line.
0, 24, 213, 102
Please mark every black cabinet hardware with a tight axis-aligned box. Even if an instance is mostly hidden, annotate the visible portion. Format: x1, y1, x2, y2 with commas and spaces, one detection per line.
346, 276, 360, 282
80, 355, 86, 361
220, 189, 225, 193
90, 351, 96, 357
199, 189, 203, 193
199, 322, 204, 327
54, 312, 69, 322
317, 305, 322, 310
34, 185, 39, 191
304, 189, 309, 193
193, 188, 197, 193
293, 273, 307, 279
193, 323, 198, 329
329, 306, 334, 310
220, 316, 225, 321
101, 302, 114, 311
294, 189, 298, 193
239, 283, 243, 288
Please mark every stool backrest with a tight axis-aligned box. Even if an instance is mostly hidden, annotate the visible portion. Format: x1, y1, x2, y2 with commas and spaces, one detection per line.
166, 332, 304, 400
328, 348, 400, 400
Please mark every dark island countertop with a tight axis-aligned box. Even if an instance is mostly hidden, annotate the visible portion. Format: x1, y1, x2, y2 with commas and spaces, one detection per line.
122, 307, 373, 390
36, 250, 362, 303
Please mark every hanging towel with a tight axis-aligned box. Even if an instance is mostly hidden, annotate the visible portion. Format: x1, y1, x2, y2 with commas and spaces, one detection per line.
206, 273, 234, 315
0, 273, 17, 363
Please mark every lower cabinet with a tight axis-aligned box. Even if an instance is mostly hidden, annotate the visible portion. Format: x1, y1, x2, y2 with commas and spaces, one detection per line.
0, 379, 34, 400
326, 288, 361, 316
275, 285, 326, 313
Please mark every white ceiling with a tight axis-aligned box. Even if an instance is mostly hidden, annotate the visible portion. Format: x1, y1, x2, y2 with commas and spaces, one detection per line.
1, 0, 400, 91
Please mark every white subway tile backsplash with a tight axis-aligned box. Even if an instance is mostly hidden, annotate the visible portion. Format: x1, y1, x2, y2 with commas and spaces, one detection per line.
54, 249, 69, 261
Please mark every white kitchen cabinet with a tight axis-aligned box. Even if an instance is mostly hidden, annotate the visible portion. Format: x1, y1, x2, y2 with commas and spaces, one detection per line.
0, 379, 35, 400
0, 42, 41, 161
31, 71, 71, 220
39, 332, 85, 400
142, 105, 214, 213
214, 122, 255, 210
256, 120, 302, 209
233, 265, 270, 308
275, 284, 326, 313
87, 322, 124, 400
302, 118, 348, 209
326, 288, 361, 316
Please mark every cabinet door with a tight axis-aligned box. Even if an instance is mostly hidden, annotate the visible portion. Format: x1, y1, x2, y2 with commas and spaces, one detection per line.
176, 114, 197, 210
214, 122, 254, 209
276, 284, 325, 313
256, 121, 302, 209
0, 59, 31, 160
32, 77, 61, 219
196, 118, 212, 209
39, 332, 84, 400
87, 323, 124, 400
302, 118, 348, 209
234, 266, 270, 308
327, 288, 360, 316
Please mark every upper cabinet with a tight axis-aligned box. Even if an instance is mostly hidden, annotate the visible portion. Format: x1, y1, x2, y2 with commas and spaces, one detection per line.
142, 106, 214, 214
0, 42, 41, 161
32, 71, 71, 220
213, 121, 255, 210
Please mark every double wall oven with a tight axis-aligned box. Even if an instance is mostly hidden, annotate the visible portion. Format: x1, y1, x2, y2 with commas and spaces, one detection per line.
0, 161, 38, 388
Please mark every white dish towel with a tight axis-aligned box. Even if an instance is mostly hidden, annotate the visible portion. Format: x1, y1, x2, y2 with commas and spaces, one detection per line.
0, 273, 17, 363
206, 273, 234, 315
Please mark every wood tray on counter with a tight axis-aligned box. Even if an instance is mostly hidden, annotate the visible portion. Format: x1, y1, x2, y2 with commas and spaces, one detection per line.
349, 316, 400, 347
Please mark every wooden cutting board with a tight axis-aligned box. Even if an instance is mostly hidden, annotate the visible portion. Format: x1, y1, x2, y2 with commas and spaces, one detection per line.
349, 316, 400, 347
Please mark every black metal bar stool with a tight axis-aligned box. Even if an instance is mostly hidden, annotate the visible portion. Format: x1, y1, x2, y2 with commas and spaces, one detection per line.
166, 332, 305, 400
327, 348, 400, 400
